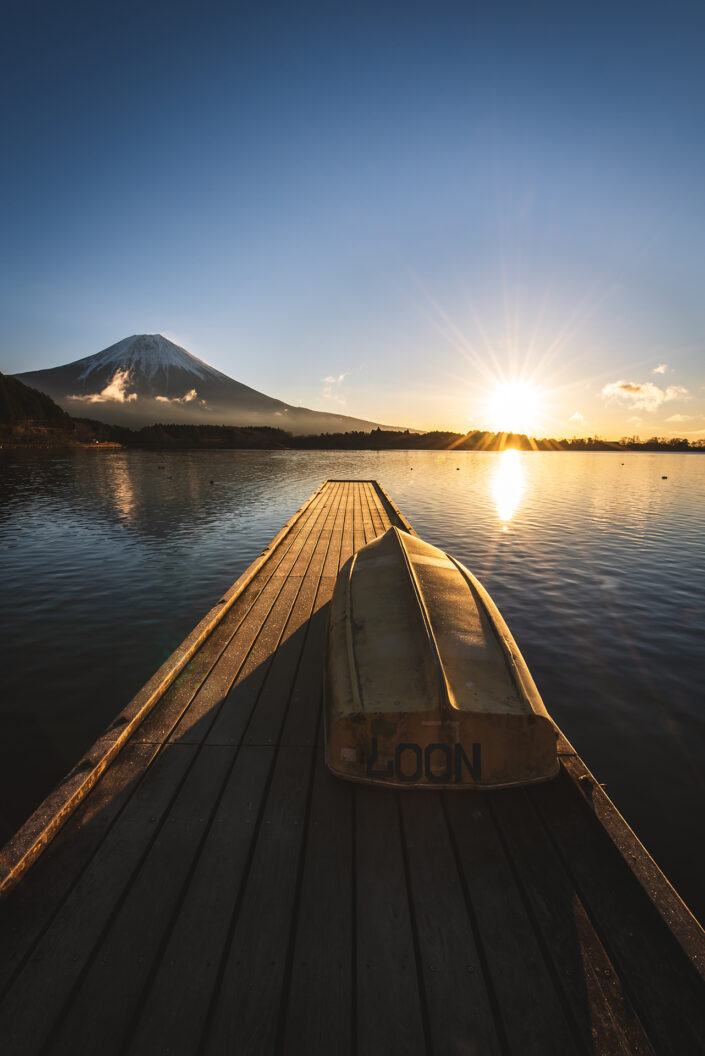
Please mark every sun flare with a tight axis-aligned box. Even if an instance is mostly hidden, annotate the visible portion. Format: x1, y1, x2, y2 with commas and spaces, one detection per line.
486, 381, 544, 435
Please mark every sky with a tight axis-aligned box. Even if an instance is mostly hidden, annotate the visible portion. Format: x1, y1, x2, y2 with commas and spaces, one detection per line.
2, 0, 704, 438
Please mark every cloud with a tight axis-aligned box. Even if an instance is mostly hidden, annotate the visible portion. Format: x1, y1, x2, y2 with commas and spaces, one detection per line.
601, 379, 688, 412
322, 370, 349, 406
627, 416, 642, 424
68, 367, 137, 403
155, 389, 205, 405
569, 411, 584, 423
652, 364, 668, 374
664, 413, 692, 422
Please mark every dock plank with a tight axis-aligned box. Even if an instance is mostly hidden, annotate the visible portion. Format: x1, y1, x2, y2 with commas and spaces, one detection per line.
443, 792, 580, 1055
201, 487, 341, 750
352, 475, 367, 553
133, 482, 333, 744
399, 793, 503, 1056
530, 773, 705, 1055
243, 486, 344, 747
46, 745, 236, 1056
490, 787, 656, 1056
0, 740, 157, 999
203, 745, 315, 1056
364, 478, 391, 532
0, 744, 197, 1055
356, 787, 427, 1056
281, 485, 348, 748
127, 745, 274, 1055
282, 727, 354, 1055
362, 479, 387, 537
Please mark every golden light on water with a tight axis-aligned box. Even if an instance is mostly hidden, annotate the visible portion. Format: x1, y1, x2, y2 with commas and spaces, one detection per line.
486, 380, 544, 435
492, 448, 524, 524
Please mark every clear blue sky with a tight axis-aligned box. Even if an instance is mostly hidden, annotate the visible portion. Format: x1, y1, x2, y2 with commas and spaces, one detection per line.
2, 0, 704, 436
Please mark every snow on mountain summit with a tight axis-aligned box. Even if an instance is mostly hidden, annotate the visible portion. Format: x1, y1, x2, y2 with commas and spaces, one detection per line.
77, 334, 226, 383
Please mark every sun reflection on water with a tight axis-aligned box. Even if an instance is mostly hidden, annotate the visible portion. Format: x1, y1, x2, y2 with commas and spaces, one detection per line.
492, 449, 524, 525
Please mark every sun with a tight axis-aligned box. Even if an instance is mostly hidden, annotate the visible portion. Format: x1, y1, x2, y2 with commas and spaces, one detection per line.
485, 380, 544, 435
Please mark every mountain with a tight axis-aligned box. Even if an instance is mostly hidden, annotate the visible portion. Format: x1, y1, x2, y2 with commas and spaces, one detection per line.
13, 334, 400, 434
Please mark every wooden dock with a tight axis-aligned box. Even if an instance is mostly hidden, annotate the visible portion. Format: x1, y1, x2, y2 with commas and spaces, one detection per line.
1, 480, 704, 1055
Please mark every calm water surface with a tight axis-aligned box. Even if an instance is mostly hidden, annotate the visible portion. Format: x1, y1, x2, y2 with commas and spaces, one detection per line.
1, 449, 704, 919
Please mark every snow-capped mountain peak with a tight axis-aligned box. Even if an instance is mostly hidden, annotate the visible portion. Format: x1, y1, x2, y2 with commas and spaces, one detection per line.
77, 334, 225, 383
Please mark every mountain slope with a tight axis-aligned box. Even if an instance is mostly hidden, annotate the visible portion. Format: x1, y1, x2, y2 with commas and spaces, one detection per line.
13, 334, 399, 433
0, 371, 72, 427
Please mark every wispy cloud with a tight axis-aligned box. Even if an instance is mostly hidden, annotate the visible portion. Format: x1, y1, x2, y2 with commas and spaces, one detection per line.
601, 379, 688, 412
627, 416, 642, 424
321, 370, 349, 405
569, 411, 584, 423
652, 363, 668, 374
664, 413, 692, 422
155, 389, 205, 405
68, 367, 137, 403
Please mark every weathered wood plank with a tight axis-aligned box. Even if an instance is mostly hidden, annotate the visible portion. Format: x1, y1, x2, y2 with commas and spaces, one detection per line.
443, 792, 580, 1055
357, 479, 375, 544
200, 574, 309, 746
399, 793, 503, 1056
203, 745, 315, 1055
355, 787, 427, 1056
321, 481, 349, 580
363, 480, 388, 537
0, 745, 197, 1056
530, 772, 705, 1055
282, 728, 354, 1055
338, 482, 356, 570
46, 745, 237, 1056
280, 484, 348, 748
0, 741, 157, 999
490, 787, 656, 1056
559, 749, 705, 976
126, 745, 274, 1056
132, 481, 333, 744
165, 486, 338, 748
280, 592, 331, 747
375, 480, 417, 535
352, 476, 367, 553
243, 485, 345, 747
199, 488, 353, 1053
365, 480, 392, 534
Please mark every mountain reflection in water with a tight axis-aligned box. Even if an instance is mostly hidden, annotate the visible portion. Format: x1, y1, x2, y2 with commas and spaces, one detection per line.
1, 448, 704, 922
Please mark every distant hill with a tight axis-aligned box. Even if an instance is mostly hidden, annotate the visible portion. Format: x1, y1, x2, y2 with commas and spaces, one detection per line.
0, 372, 72, 428
13, 334, 403, 434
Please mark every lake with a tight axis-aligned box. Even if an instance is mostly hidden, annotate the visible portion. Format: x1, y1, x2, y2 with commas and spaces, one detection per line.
1, 448, 703, 921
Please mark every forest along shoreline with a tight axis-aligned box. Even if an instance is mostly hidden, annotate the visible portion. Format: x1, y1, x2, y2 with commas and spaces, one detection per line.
1, 369, 702, 452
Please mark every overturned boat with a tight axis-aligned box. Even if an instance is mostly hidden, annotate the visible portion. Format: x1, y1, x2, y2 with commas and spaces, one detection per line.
325, 526, 559, 789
